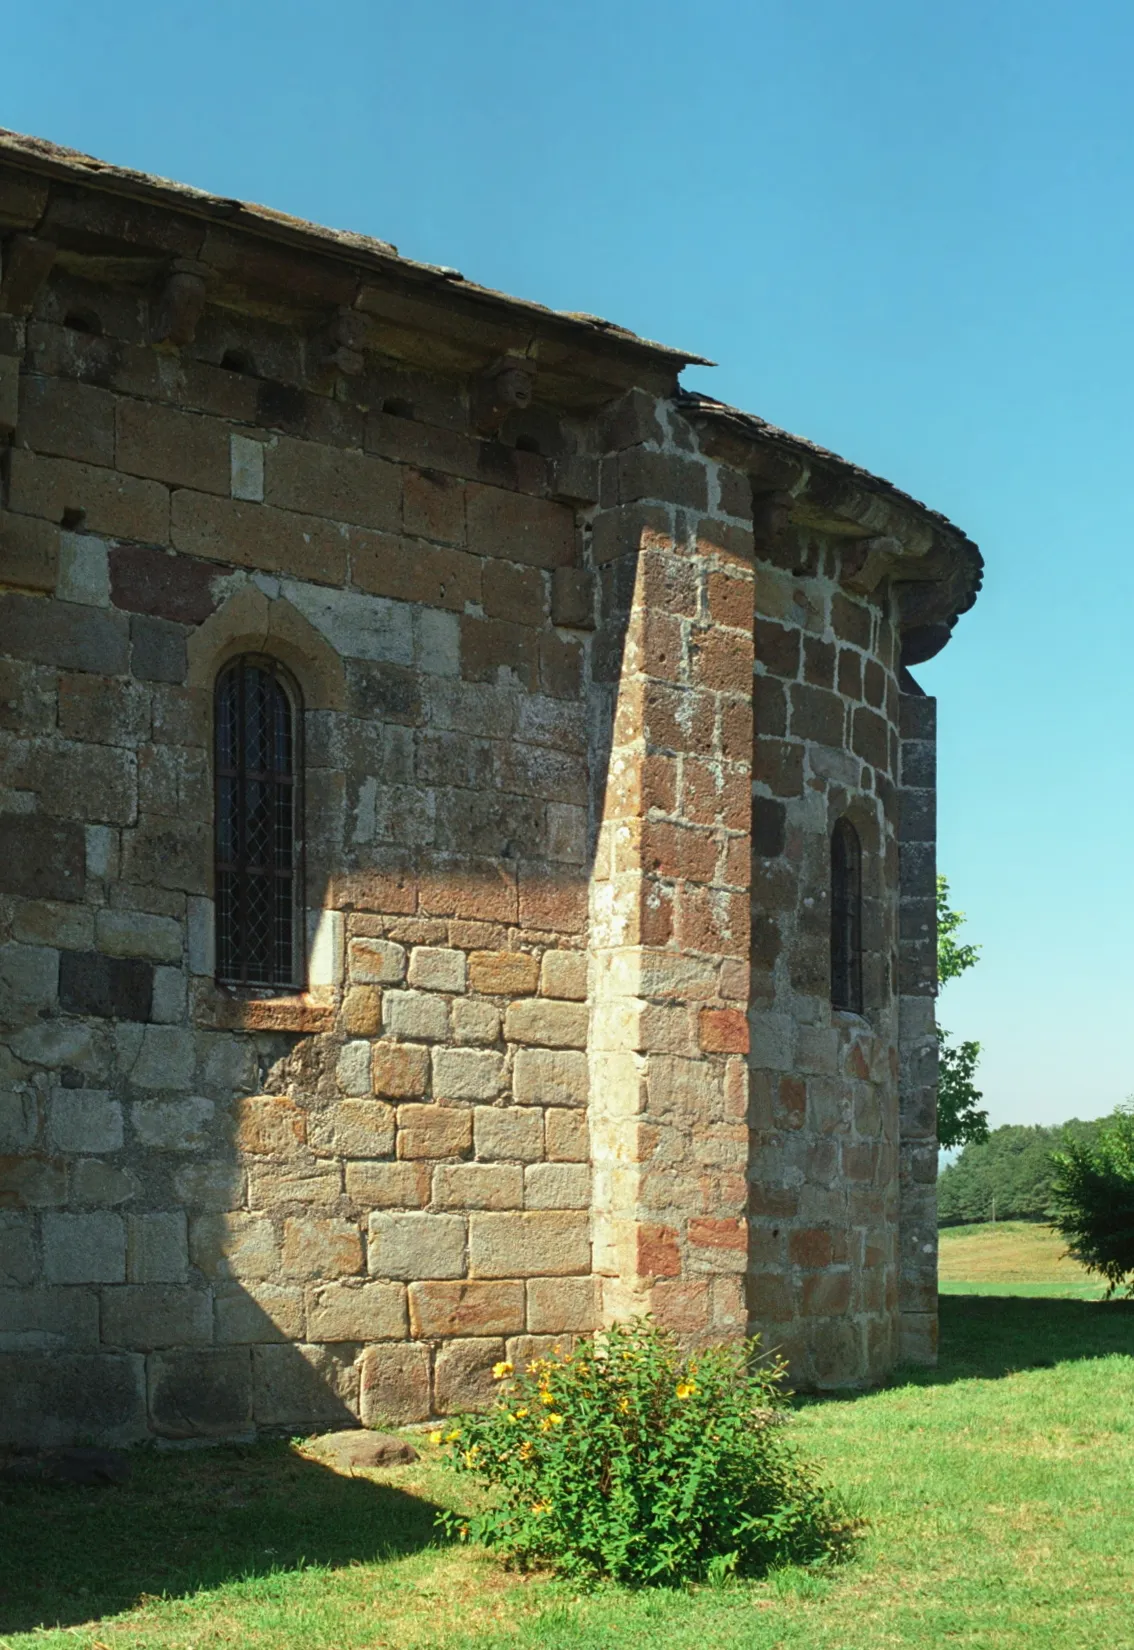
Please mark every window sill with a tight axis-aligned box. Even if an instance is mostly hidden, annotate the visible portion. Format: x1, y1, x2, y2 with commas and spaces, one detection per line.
191, 980, 336, 1034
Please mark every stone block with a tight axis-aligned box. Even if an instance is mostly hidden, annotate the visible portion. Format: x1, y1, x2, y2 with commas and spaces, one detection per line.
526, 1275, 599, 1334
149, 1348, 253, 1439
368, 1211, 466, 1280
360, 1342, 431, 1425
408, 1279, 525, 1338
473, 1105, 543, 1162
305, 1280, 406, 1341
230, 434, 265, 501
233, 1094, 306, 1156
0, 1213, 39, 1285
264, 437, 401, 532
383, 989, 449, 1043
348, 937, 406, 984
69, 1159, 138, 1206
431, 1047, 505, 1102
190, 1213, 280, 1281
116, 399, 230, 494
214, 1281, 306, 1344
342, 985, 383, 1036
47, 1090, 122, 1153
433, 1336, 505, 1413
310, 1100, 396, 1160
131, 614, 188, 683
0, 1285, 99, 1353
280, 1217, 364, 1281
0, 512, 59, 594
132, 1096, 214, 1152
452, 998, 501, 1045
504, 999, 588, 1049
512, 1047, 589, 1107
468, 949, 540, 996
57, 532, 111, 606
544, 1108, 588, 1162
127, 1211, 189, 1284
0, 937, 64, 1037
171, 491, 348, 586
42, 1211, 125, 1284
0, 816, 85, 903
465, 480, 573, 565
173, 1159, 244, 1211
396, 1103, 472, 1159
9, 450, 169, 544
0, 590, 128, 675
335, 1040, 372, 1097
101, 1285, 213, 1350
58, 951, 153, 1021
345, 1159, 431, 1208
539, 950, 587, 1000
0, 1090, 38, 1152
524, 1163, 591, 1210
432, 1162, 523, 1211
468, 1211, 590, 1278
407, 946, 467, 993
0, 1351, 147, 1448
248, 1155, 344, 1209
96, 908, 183, 963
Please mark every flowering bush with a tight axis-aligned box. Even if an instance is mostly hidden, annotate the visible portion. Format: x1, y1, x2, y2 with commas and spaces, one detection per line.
434, 1319, 848, 1585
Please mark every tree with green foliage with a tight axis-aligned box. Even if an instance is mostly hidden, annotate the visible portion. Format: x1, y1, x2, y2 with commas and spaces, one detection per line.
936, 875, 988, 1149
1049, 1108, 1134, 1296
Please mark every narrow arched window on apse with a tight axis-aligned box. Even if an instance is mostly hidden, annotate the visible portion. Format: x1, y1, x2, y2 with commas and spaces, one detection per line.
214, 656, 303, 988
830, 818, 863, 1014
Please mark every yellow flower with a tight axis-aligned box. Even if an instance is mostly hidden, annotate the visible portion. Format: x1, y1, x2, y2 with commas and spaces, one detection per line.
515, 1407, 529, 1420
463, 1445, 481, 1468
429, 1430, 443, 1445
617, 1396, 630, 1413
539, 1389, 557, 1405
531, 1501, 551, 1515
675, 1380, 698, 1400
540, 1413, 564, 1431
518, 1441, 534, 1460
492, 1360, 514, 1381
445, 1428, 461, 1443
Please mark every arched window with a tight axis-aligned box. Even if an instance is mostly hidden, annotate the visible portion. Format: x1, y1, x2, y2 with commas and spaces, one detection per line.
214, 656, 303, 987
830, 818, 863, 1013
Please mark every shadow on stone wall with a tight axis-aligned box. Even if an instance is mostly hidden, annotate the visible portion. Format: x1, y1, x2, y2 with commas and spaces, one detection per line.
0, 1440, 447, 1635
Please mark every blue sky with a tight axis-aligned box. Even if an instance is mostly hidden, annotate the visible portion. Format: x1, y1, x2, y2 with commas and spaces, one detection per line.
5, 0, 1132, 1129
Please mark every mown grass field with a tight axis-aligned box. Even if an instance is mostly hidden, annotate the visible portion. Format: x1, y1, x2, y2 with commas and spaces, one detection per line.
938, 1220, 1108, 1298
3, 1287, 1133, 1650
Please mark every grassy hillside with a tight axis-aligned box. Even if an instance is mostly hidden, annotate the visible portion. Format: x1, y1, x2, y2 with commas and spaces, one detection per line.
938, 1220, 1108, 1298
3, 1296, 1134, 1649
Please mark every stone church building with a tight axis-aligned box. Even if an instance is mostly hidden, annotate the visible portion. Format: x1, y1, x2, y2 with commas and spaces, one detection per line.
0, 130, 981, 1445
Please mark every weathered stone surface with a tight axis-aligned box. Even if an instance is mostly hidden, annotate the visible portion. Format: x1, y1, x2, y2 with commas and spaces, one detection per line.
58, 951, 152, 1020
0, 1352, 147, 1448
149, 1349, 253, 1439
252, 1343, 360, 1428
512, 1047, 589, 1107
306, 1280, 406, 1341
468, 1212, 590, 1279
434, 1336, 505, 1413
359, 1343, 431, 1426
309, 1428, 419, 1468
408, 1279, 525, 1339
368, 1211, 466, 1280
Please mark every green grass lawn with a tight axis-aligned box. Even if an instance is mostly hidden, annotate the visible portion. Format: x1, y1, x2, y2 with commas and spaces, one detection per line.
3, 1294, 1133, 1649
938, 1221, 1109, 1298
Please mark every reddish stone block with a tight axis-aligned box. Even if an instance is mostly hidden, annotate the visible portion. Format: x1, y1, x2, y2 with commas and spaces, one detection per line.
636, 1223, 681, 1278
687, 1216, 746, 1251
698, 1008, 749, 1055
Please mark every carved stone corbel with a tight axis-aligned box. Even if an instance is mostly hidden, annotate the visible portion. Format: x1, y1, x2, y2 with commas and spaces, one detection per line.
0, 235, 57, 316
471, 354, 536, 436
153, 258, 210, 346
314, 307, 368, 376
839, 535, 902, 594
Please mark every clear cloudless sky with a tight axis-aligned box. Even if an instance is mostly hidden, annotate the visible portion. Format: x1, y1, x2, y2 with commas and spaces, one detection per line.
5, 0, 1132, 1130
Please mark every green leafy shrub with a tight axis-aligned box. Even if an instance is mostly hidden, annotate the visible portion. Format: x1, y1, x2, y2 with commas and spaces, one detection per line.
1050, 1108, 1134, 1295
434, 1319, 849, 1585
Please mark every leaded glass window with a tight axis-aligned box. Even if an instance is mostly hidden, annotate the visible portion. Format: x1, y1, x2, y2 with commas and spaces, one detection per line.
830, 817, 863, 1014
214, 656, 302, 987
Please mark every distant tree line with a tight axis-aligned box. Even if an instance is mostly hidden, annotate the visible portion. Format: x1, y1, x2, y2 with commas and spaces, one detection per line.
938, 1115, 1117, 1226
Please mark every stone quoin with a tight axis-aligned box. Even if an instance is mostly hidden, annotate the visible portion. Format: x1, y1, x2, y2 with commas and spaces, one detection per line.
0, 129, 979, 1444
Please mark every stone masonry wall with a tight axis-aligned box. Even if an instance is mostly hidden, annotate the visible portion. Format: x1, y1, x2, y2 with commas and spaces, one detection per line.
0, 280, 606, 1442
746, 527, 905, 1388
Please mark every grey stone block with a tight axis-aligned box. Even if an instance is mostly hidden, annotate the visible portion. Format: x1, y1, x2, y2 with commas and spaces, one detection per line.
101, 1285, 213, 1351
42, 1211, 125, 1283
0, 1351, 147, 1447
147, 1347, 252, 1439
59, 950, 153, 1021
0, 815, 85, 902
